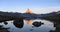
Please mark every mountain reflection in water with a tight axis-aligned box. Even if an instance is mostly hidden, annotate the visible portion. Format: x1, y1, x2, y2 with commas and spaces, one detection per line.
0, 19, 56, 32
25, 20, 32, 25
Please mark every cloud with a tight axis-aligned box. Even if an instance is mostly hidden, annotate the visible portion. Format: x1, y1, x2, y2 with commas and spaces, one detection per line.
31, 6, 60, 14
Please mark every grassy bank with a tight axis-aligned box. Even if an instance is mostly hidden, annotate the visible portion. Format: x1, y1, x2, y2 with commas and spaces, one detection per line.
42, 14, 60, 23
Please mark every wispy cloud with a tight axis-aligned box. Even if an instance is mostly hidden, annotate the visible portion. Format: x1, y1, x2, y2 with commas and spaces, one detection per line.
31, 6, 60, 14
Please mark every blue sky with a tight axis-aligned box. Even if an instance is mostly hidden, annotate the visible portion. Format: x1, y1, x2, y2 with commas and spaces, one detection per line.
0, 0, 60, 14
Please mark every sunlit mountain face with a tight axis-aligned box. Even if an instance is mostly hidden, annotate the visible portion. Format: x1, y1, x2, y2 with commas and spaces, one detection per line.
26, 8, 32, 14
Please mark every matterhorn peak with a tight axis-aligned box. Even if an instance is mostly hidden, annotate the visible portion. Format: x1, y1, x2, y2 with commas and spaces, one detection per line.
26, 8, 31, 13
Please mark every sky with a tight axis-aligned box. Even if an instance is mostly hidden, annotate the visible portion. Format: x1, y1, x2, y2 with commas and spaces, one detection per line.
0, 0, 60, 14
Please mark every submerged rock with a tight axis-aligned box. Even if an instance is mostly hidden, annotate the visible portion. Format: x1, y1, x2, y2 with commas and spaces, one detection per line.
0, 25, 9, 32
4, 22, 8, 25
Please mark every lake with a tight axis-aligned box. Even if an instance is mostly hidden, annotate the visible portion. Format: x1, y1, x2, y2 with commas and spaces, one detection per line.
0, 19, 56, 32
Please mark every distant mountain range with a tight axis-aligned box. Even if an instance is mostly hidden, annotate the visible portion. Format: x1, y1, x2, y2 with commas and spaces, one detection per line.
0, 11, 60, 21
41, 11, 60, 22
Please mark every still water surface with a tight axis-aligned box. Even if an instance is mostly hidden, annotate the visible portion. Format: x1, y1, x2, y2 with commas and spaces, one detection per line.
0, 19, 55, 32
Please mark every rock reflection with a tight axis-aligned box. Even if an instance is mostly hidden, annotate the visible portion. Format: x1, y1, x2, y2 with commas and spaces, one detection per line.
13, 19, 24, 28
50, 21, 60, 32
32, 21, 44, 27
